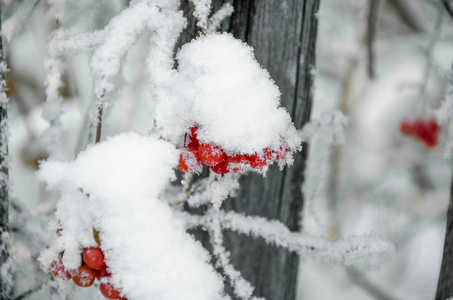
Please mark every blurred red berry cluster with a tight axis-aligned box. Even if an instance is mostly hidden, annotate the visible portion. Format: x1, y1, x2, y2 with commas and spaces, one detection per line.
177, 126, 291, 174
50, 229, 126, 300
400, 119, 440, 148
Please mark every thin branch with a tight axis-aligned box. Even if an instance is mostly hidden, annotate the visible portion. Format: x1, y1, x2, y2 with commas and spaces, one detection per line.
366, 0, 382, 79
95, 104, 103, 144
188, 0, 207, 35
182, 211, 396, 266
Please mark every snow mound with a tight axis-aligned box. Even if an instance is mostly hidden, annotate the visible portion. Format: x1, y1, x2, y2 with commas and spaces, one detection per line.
155, 33, 300, 155
37, 132, 226, 300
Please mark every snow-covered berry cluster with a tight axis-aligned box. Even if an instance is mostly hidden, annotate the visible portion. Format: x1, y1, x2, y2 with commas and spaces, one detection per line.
400, 119, 440, 148
177, 126, 292, 174
50, 229, 126, 300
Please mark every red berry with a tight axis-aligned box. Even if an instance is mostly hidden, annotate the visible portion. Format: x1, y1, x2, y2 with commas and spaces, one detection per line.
95, 267, 111, 280
72, 265, 95, 287
187, 126, 200, 150
100, 283, 121, 299
226, 155, 249, 173
50, 255, 71, 280
400, 120, 413, 135
177, 149, 201, 172
275, 146, 291, 161
249, 149, 272, 169
211, 160, 230, 174
198, 144, 226, 166
83, 247, 106, 270
427, 120, 439, 133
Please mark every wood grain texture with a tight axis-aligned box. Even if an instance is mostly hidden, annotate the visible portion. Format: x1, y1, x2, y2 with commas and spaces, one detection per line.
179, 1, 319, 299
436, 180, 453, 300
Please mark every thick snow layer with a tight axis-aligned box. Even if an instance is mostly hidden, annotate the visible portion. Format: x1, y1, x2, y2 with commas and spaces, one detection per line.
154, 33, 301, 155
37, 133, 226, 300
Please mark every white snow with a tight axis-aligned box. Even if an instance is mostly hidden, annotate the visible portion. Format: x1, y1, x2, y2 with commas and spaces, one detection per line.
191, 0, 212, 30
154, 33, 301, 157
37, 132, 226, 300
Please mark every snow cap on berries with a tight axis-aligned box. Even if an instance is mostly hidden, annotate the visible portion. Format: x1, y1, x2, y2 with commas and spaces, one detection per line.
154, 33, 301, 156
37, 132, 226, 300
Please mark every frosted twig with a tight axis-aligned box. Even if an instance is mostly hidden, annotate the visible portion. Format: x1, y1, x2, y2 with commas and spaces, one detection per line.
206, 3, 233, 34
182, 211, 396, 267
299, 111, 349, 144
188, 0, 211, 34
48, 30, 105, 57
41, 58, 67, 160
207, 212, 262, 300
91, 0, 153, 99
186, 173, 240, 210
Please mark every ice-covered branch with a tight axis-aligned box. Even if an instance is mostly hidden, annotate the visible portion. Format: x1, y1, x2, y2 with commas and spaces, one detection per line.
41, 59, 67, 160
183, 211, 395, 267
90, 0, 154, 99
299, 111, 349, 145
48, 30, 105, 57
186, 173, 240, 210
206, 3, 234, 34
189, 0, 212, 31
208, 215, 262, 300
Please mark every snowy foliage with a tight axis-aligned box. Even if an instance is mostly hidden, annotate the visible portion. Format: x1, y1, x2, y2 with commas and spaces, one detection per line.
38, 133, 227, 300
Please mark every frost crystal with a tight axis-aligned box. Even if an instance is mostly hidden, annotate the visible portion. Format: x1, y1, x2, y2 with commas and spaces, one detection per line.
38, 133, 226, 300
191, 0, 212, 29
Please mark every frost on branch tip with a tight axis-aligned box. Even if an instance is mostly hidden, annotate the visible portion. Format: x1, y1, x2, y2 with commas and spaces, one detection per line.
154, 33, 301, 160
190, 0, 212, 30
48, 30, 105, 57
90, 1, 155, 99
299, 111, 349, 145
183, 211, 396, 267
37, 133, 226, 300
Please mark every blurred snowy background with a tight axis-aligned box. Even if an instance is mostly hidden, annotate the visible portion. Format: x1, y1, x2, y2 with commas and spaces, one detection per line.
3, 0, 453, 299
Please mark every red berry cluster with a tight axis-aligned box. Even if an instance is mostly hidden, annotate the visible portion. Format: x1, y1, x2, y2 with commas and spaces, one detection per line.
400, 119, 440, 148
177, 126, 291, 174
50, 229, 126, 300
